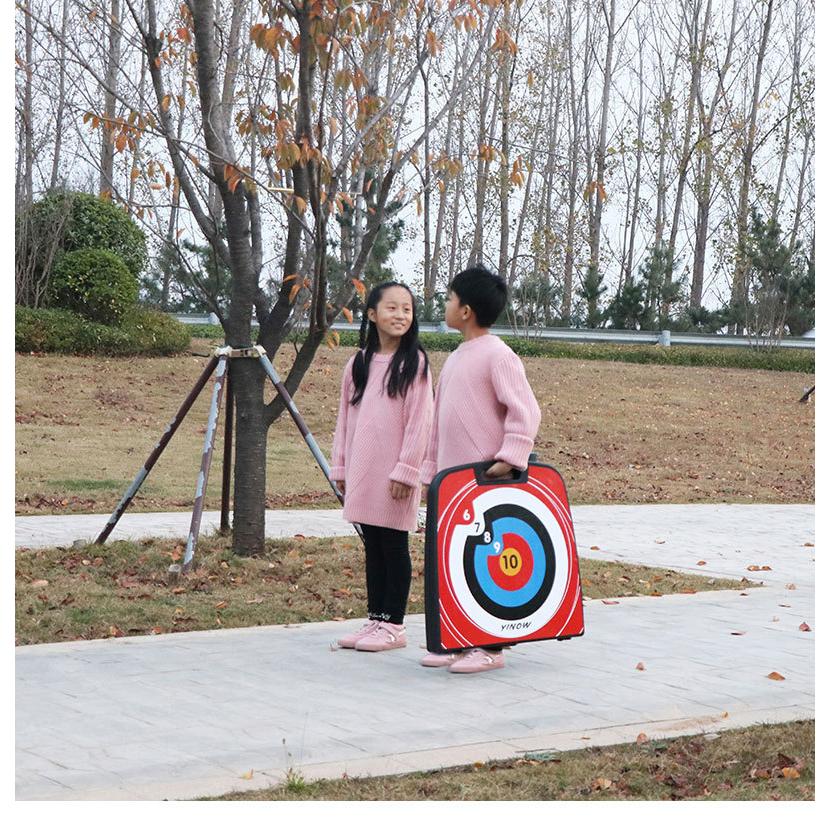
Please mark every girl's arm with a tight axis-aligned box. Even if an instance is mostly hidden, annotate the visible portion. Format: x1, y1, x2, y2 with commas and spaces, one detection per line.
330, 359, 354, 483
420, 369, 441, 485
390, 360, 434, 488
491, 352, 542, 470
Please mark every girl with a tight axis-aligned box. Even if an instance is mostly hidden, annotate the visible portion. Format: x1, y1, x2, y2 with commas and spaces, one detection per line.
331, 281, 433, 652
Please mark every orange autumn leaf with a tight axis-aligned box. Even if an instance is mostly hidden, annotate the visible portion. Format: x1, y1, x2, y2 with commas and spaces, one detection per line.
766, 671, 785, 681
798, 622, 812, 632
342, 307, 353, 323
635, 662, 645, 671
289, 283, 301, 303
782, 767, 801, 779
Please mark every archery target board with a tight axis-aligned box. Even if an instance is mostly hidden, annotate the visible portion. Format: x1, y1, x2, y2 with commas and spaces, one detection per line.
424, 462, 584, 653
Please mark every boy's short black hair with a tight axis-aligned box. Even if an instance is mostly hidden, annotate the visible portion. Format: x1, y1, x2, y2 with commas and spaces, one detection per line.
448, 265, 507, 327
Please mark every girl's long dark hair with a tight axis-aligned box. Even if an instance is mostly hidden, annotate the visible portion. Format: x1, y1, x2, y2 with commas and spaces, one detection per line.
350, 281, 429, 405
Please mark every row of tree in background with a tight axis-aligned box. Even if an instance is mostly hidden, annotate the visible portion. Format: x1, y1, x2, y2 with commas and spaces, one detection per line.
14, 0, 814, 553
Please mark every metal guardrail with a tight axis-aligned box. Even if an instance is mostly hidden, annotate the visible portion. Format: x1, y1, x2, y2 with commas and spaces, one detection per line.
174, 313, 814, 350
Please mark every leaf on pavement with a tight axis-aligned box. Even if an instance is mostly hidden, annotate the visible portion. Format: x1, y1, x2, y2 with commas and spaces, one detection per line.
240, 769, 254, 780
730, 631, 746, 636
601, 599, 620, 605
766, 671, 785, 681
635, 662, 645, 671
697, 560, 707, 566
636, 732, 649, 744
798, 622, 812, 632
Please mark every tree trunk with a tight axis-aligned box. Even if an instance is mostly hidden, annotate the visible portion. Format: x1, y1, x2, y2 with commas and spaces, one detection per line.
100, 0, 122, 197
22, 0, 34, 209
666, 0, 711, 283
589, 0, 616, 270
731, 0, 774, 324
49, 0, 70, 190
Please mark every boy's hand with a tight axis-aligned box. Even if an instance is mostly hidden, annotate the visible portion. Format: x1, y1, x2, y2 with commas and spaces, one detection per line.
390, 481, 412, 500
484, 461, 514, 479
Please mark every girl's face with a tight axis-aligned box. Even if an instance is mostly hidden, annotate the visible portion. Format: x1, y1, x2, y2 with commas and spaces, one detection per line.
368, 285, 414, 339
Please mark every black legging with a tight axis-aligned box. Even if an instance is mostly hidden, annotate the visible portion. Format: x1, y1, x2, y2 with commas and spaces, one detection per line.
361, 523, 411, 625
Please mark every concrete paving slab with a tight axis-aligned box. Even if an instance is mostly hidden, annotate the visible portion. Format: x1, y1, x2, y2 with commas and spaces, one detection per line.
15, 504, 814, 800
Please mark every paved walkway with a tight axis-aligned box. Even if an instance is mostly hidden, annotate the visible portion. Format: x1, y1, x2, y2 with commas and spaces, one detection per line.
15, 504, 814, 800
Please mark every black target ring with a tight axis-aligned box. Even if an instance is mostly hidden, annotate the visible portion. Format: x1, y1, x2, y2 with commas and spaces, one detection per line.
462, 503, 556, 621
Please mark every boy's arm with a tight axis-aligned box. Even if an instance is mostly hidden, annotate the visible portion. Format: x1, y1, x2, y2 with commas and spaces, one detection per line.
491, 352, 542, 470
330, 360, 353, 482
390, 362, 434, 488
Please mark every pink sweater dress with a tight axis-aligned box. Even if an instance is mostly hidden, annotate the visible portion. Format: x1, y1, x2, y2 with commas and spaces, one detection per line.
331, 352, 433, 532
421, 334, 541, 483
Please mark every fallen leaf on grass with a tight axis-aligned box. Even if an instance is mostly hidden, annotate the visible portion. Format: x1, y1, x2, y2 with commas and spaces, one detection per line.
766, 671, 785, 681
108, 625, 124, 638
635, 662, 646, 671
150, 627, 163, 635
601, 599, 620, 605
750, 767, 771, 779
215, 600, 228, 610
31, 579, 49, 587
636, 732, 649, 744
592, 777, 614, 791
246, 597, 264, 605
240, 769, 254, 780
782, 767, 801, 779
171, 586, 186, 594
799, 622, 812, 632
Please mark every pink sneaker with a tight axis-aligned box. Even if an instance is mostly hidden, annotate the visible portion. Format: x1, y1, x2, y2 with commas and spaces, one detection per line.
448, 648, 505, 674
420, 651, 461, 667
354, 622, 407, 652
336, 620, 379, 649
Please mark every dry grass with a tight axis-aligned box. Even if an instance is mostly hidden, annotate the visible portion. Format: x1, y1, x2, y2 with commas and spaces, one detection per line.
211, 720, 814, 800
15, 340, 813, 515
14, 533, 746, 645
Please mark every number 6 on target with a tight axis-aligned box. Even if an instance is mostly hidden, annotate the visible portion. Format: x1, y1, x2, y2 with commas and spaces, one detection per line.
424, 460, 585, 653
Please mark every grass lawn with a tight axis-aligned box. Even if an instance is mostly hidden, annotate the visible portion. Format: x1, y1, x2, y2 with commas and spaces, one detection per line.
15, 340, 814, 514
210, 720, 814, 801
15, 533, 748, 645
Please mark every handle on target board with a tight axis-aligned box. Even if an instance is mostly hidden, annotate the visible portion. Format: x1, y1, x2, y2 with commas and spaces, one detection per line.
471, 460, 531, 486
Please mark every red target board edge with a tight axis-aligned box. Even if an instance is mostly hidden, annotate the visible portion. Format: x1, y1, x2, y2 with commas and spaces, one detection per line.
424, 461, 585, 654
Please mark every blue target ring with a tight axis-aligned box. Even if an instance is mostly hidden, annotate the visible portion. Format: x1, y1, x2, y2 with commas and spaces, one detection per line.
472, 516, 547, 607
463, 504, 556, 621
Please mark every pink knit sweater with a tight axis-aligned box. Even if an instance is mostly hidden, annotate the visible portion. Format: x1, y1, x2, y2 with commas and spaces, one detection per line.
331, 352, 433, 531
422, 334, 541, 483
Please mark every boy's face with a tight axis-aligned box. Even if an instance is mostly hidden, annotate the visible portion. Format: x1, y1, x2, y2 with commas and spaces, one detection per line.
444, 289, 471, 330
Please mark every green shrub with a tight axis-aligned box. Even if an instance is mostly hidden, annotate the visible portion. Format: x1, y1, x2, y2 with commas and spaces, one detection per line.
50, 248, 139, 325
31, 191, 148, 277
337, 330, 813, 373
16, 306, 190, 357
169, 323, 814, 373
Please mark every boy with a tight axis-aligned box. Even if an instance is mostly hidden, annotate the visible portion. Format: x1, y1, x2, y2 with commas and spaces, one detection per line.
421, 265, 541, 674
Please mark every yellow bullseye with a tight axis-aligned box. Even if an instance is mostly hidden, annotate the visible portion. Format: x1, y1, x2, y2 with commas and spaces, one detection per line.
499, 547, 523, 576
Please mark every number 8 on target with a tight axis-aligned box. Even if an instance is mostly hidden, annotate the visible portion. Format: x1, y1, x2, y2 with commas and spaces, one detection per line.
424, 461, 585, 653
